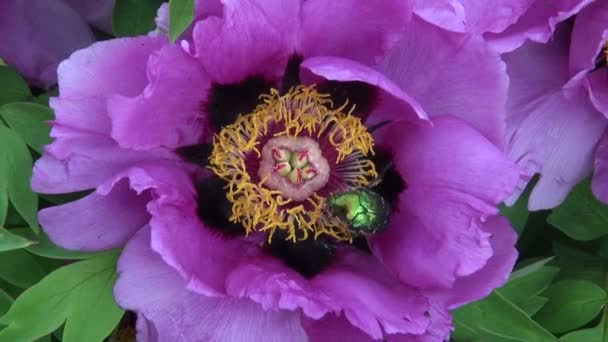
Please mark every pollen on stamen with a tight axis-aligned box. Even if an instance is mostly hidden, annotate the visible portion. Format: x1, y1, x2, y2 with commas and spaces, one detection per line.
208, 86, 377, 243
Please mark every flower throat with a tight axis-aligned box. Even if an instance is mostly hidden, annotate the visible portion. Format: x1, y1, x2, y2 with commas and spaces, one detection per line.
208, 86, 378, 243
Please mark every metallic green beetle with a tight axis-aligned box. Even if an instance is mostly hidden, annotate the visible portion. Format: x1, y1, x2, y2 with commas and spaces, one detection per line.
327, 188, 390, 235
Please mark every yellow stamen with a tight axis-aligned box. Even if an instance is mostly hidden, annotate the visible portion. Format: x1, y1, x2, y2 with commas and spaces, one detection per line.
208, 86, 377, 242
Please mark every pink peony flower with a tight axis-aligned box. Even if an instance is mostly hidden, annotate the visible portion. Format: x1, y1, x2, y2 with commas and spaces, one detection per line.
32, 1, 521, 340
501, 0, 608, 208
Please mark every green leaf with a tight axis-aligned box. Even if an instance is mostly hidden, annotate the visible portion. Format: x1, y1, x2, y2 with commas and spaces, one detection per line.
0, 126, 38, 232
0, 67, 30, 106
0, 289, 12, 318
554, 242, 606, 287
500, 177, 535, 235
494, 257, 558, 316
453, 292, 556, 342
534, 280, 607, 333
0, 103, 53, 153
0, 193, 7, 228
0, 252, 121, 342
0, 58, 5, 66
112, 0, 165, 37
559, 326, 603, 342
519, 296, 549, 316
169, 0, 194, 42
0, 250, 46, 288
62, 264, 124, 342
11, 228, 97, 260
548, 178, 608, 241
0, 228, 34, 252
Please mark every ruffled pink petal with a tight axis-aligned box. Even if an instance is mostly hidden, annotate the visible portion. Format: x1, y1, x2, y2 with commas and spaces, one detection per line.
64, 0, 114, 33
302, 300, 452, 342
31, 128, 174, 194
300, 56, 429, 124
57, 36, 167, 98
0, 0, 94, 87
486, 0, 594, 53
302, 314, 377, 342
504, 33, 608, 209
108, 44, 210, 150
585, 70, 608, 118
386, 302, 453, 342
115, 227, 308, 342
378, 17, 508, 147
38, 179, 150, 251
226, 249, 430, 340
149, 201, 259, 297
508, 89, 607, 209
369, 116, 520, 289
593, 130, 608, 203
300, 0, 412, 64
413, 0, 534, 34
50, 97, 111, 135
431, 216, 518, 308
192, 0, 299, 84
569, 1, 608, 75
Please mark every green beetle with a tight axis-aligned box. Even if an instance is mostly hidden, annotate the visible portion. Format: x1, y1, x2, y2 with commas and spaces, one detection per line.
327, 188, 390, 235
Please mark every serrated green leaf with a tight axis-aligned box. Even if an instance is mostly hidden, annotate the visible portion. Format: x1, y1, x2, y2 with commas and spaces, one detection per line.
0, 228, 34, 252
112, 0, 165, 37
169, 0, 194, 42
0, 250, 45, 288
0, 126, 38, 232
0, 103, 53, 153
453, 292, 556, 342
548, 178, 608, 241
11, 228, 96, 260
0, 252, 120, 342
534, 280, 606, 333
0, 67, 30, 106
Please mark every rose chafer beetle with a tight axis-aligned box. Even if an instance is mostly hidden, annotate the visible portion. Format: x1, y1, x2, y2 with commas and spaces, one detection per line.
327, 188, 391, 235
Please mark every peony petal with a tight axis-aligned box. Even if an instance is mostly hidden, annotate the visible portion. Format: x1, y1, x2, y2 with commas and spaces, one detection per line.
413, 0, 534, 34
39, 179, 150, 251
302, 314, 376, 342
431, 216, 518, 308
569, 0, 608, 75
585, 69, 608, 118
486, 0, 594, 53
148, 190, 259, 297
57, 36, 166, 98
31, 129, 174, 194
115, 227, 308, 342
192, 0, 299, 84
378, 17, 508, 147
504, 35, 608, 209
50, 97, 111, 135
108, 44, 211, 150
0, 0, 94, 87
300, 0, 412, 64
370, 116, 520, 289
226, 249, 430, 340
64, 0, 114, 33
593, 131, 608, 204
300, 56, 429, 124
